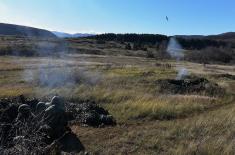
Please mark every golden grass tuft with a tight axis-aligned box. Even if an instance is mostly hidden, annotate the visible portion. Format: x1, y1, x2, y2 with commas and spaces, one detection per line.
105, 94, 220, 122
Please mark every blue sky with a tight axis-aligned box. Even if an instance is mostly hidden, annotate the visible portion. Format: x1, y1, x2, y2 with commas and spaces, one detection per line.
0, 0, 234, 35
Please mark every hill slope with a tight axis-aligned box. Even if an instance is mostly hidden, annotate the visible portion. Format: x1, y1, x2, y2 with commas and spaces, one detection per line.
0, 23, 57, 38
207, 32, 235, 40
176, 32, 235, 41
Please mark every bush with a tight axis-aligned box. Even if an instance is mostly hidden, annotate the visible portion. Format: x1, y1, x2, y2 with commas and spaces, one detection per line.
146, 50, 154, 58
125, 43, 132, 50
185, 47, 233, 64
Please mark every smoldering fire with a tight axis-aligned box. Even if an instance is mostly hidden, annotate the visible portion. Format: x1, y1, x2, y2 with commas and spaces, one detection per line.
166, 37, 189, 79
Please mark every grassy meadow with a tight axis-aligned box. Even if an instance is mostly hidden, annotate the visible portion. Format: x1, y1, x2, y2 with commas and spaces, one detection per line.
0, 54, 235, 154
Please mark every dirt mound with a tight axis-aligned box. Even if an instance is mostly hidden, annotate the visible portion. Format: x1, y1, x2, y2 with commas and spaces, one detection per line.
66, 102, 116, 127
156, 76, 225, 96
0, 96, 116, 154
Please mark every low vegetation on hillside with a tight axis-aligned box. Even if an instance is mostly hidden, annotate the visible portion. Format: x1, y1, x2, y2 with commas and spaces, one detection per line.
0, 33, 235, 64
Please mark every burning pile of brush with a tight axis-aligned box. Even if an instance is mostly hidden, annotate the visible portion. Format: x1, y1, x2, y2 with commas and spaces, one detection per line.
0, 95, 116, 155
155, 37, 224, 96
156, 75, 225, 96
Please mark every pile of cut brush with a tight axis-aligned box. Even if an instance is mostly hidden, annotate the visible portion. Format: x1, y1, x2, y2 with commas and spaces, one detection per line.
66, 101, 116, 127
0, 95, 116, 155
156, 76, 225, 96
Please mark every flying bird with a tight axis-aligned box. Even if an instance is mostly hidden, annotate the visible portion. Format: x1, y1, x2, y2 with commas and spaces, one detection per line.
166, 16, 169, 21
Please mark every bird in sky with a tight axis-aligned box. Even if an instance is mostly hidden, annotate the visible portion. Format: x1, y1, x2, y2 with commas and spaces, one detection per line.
166, 16, 169, 21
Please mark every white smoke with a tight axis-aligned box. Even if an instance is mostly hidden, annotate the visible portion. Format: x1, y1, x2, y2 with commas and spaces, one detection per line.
166, 37, 188, 79
167, 37, 184, 61
176, 67, 188, 80
22, 39, 101, 88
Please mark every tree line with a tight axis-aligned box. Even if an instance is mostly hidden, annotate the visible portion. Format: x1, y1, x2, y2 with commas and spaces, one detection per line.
87, 33, 229, 50
87, 33, 168, 44
87, 33, 235, 64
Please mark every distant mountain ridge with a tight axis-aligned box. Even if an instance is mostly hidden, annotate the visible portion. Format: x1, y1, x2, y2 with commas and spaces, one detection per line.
52, 31, 95, 38
0, 23, 57, 38
175, 32, 235, 40
207, 32, 235, 40
0, 23, 234, 41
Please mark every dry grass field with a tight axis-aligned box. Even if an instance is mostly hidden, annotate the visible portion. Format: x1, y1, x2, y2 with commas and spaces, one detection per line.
0, 54, 235, 154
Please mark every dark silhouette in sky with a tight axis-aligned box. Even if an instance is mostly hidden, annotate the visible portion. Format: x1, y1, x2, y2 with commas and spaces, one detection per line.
166, 16, 169, 21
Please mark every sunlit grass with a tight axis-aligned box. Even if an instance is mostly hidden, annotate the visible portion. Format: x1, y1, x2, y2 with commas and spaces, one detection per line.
2, 56, 235, 154
0, 86, 34, 97
105, 94, 221, 122
0, 56, 234, 123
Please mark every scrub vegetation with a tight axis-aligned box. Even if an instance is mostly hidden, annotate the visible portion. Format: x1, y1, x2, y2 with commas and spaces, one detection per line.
0, 51, 235, 154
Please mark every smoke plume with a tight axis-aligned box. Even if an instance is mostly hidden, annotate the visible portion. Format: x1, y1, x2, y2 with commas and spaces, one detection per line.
22, 39, 101, 89
167, 37, 188, 79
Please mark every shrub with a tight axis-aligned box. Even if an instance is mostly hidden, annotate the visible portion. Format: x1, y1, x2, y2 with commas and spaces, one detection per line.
185, 47, 233, 64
